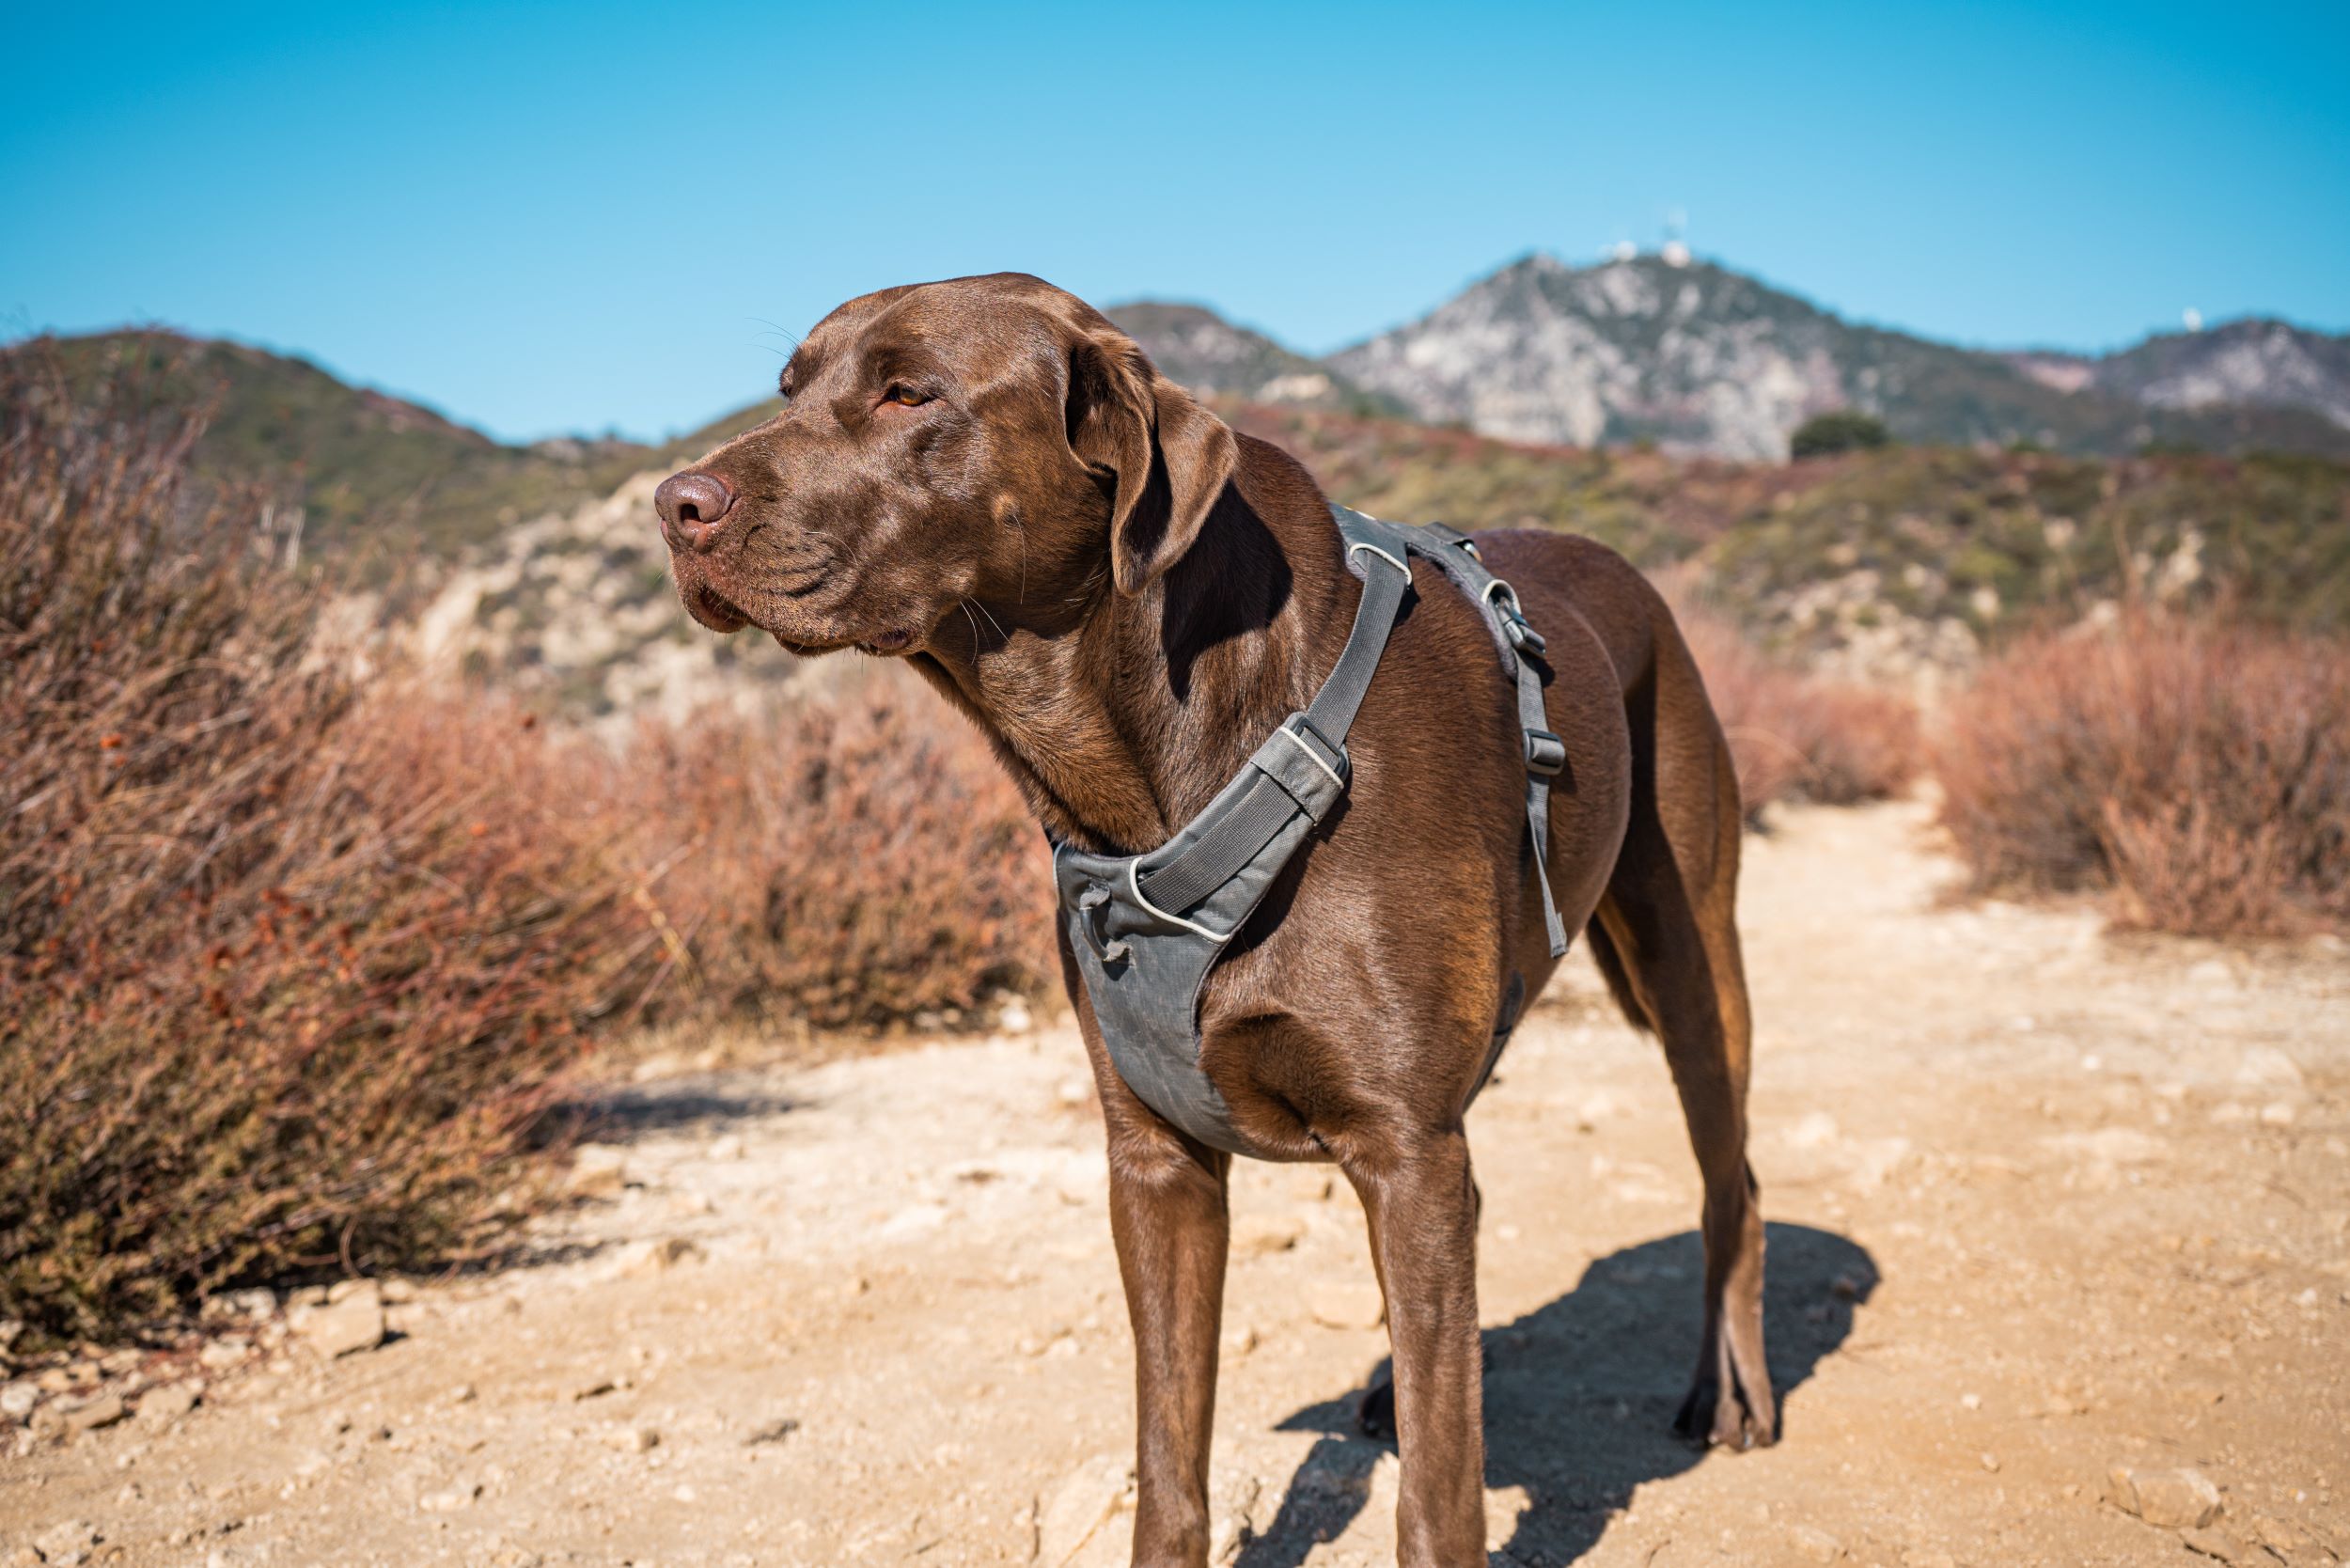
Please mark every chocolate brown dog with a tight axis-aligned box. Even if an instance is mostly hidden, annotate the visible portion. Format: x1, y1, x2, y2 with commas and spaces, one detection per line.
654, 273, 1770, 1567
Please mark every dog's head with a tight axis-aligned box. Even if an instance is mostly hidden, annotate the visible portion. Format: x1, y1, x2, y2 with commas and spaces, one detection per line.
655, 273, 1237, 656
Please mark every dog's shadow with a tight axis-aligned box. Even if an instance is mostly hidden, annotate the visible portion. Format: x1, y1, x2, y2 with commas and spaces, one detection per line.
1240, 1223, 1877, 1567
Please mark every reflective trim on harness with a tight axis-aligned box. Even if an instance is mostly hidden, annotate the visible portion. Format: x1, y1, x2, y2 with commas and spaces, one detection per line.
1126, 855, 1238, 943
1272, 723, 1346, 790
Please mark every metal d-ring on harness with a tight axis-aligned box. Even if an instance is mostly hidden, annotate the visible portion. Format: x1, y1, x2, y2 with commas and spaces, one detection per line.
1050, 504, 1569, 1153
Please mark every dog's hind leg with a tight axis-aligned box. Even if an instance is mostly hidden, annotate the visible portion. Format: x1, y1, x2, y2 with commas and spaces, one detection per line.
1591, 620, 1777, 1450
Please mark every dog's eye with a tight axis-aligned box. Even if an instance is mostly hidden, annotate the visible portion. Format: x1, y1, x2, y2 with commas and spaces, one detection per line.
882, 384, 930, 408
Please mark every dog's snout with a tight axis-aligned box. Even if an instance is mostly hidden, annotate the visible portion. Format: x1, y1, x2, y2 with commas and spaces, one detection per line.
654, 470, 735, 553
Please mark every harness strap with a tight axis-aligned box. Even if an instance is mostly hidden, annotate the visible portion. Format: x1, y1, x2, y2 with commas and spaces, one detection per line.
1131, 506, 1566, 961
1133, 539, 1413, 915
1515, 612, 1571, 957
1413, 525, 1571, 958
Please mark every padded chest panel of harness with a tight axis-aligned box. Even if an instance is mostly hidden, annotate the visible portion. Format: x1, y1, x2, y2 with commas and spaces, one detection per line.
1051, 504, 1569, 1154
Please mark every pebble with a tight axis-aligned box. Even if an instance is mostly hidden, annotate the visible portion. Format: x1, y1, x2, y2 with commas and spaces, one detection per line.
1308, 1282, 1386, 1330
2251, 1516, 2310, 1553
2181, 1525, 2242, 1562
1230, 1213, 1307, 1259
32, 1521, 100, 1566
2107, 1464, 2223, 1529
2187, 958, 2239, 993
64, 1392, 127, 1433
568, 1144, 631, 1198
418, 1482, 480, 1513
201, 1288, 279, 1322
708, 1134, 746, 1162
136, 1382, 200, 1426
600, 1424, 661, 1453
1787, 1524, 1842, 1562
617, 1236, 706, 1278
292, 1281, 384, 1358
1036, 1454, 1134, 1567
0, 1381, 36, 1419
198, 1340, 249, 1372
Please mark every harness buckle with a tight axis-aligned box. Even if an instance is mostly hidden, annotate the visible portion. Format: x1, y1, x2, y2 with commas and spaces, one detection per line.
1525, 729, 1568, 777
1076, 885, 1131, 966
1481, 577, 1547, 657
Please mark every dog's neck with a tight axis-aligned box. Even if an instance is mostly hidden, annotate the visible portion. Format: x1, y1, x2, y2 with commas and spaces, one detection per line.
912, 440, 1353, 855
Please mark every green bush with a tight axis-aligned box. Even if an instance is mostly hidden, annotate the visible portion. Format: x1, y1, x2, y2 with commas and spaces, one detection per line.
1790, 410, 1893, 460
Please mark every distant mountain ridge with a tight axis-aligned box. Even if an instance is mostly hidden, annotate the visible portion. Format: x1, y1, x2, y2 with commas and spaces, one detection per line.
2011, 317, 2350, 431
1119, 253, 2350, 461
1100, 302, 1402, 416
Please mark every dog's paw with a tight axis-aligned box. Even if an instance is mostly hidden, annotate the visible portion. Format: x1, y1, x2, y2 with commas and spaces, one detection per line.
1672, 1375, 1778, 1451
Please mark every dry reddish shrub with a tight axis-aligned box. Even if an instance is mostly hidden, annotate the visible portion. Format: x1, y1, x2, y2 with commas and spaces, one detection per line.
1671, 601, 1920, 816
1935, 618, 2350, 936
0, 360, 656, 1341
619, 680, 1058, 1031
1, 351, 1058, 1342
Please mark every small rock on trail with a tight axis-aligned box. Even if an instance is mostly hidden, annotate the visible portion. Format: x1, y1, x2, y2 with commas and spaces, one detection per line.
1037, 1454, 1135, 1566
291, 1279, 384, 1358
1308, 1282, 1386, 1330
2108, 1464, 2225, 1529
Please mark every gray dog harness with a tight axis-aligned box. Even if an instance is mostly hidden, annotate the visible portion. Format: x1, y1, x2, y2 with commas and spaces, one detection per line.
1050, 504, 1568, 1153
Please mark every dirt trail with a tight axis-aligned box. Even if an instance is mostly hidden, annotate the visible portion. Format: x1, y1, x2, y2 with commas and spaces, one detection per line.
7, 800, 2346, 1568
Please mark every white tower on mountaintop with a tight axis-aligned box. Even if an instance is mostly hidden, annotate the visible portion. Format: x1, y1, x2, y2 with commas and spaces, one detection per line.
1661, 208, 1690, 268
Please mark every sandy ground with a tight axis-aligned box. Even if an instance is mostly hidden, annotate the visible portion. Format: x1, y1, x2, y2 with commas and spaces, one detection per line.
5, 799, 2346, 1568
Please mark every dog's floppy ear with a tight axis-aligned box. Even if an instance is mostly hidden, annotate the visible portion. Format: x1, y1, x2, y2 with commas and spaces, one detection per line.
1067, 332, 1238, 594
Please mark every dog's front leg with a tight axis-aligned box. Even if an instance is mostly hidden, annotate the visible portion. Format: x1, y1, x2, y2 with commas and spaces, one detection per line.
1104, 1105, 1230, 1568
1345, 1131, 1485, 1568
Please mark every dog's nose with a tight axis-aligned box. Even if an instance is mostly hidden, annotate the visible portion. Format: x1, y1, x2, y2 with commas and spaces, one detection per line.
654, 470, 735, 553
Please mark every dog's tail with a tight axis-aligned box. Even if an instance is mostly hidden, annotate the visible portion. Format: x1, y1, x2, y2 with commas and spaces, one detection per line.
1582, 916, 1653, 1035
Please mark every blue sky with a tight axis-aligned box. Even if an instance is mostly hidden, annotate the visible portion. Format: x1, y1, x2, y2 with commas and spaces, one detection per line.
5, 1, 2345, 442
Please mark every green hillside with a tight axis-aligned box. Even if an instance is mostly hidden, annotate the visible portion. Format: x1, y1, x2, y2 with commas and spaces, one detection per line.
15, 332, 664, 575
1228, 401, 2350, 652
